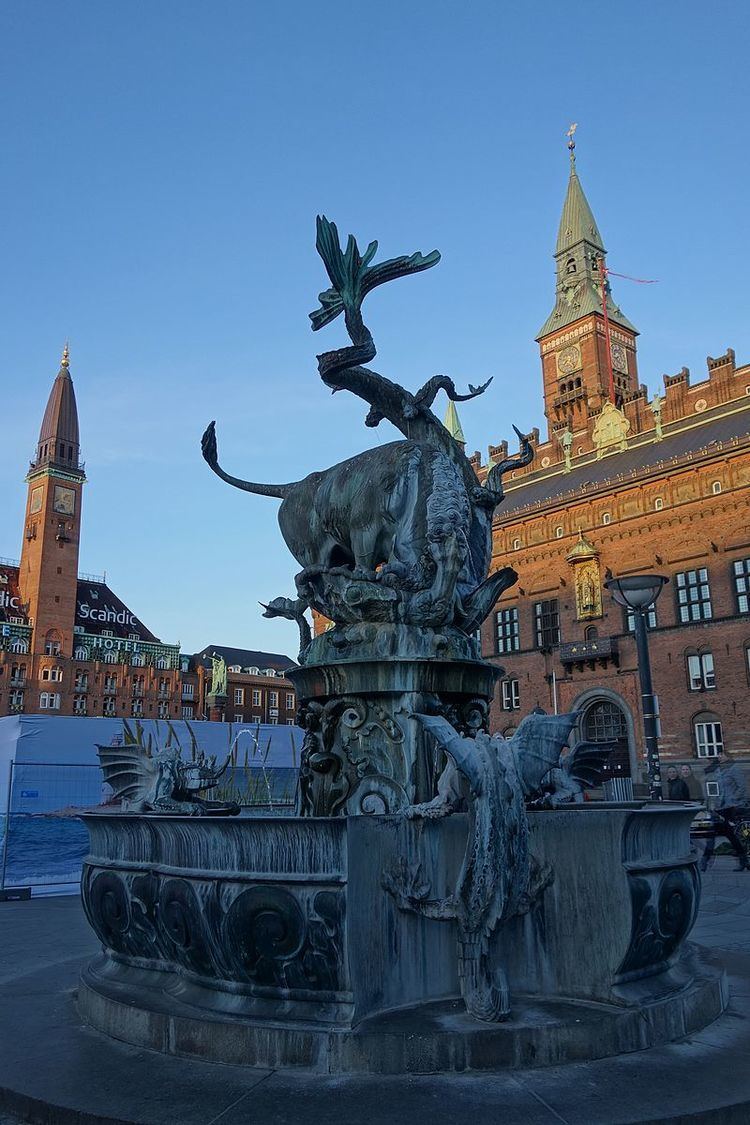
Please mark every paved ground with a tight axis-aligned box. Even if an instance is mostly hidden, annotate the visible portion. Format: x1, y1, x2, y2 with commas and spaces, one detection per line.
0, 859, 748, 1125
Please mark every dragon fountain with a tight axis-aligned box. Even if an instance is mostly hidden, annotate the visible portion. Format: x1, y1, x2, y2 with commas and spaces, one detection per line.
76, 218, 723, 1073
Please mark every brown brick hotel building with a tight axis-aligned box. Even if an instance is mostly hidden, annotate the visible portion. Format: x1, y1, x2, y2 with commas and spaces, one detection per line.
0, 347, 296, 723
475, 146, 750, 783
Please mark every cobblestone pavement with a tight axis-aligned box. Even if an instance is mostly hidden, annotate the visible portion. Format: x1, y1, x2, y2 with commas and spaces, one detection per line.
691, 855, 750, 953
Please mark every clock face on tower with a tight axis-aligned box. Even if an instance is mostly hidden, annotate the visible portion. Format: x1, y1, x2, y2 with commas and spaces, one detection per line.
556, 344, 581, 376
53, 485, 76, 516
611, 342, 628, 375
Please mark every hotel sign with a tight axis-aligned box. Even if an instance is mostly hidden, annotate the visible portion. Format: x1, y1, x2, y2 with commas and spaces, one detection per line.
77, 602, 138, 628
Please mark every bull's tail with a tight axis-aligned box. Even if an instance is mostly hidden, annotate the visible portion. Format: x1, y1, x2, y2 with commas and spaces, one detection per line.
201, 422, 294, 500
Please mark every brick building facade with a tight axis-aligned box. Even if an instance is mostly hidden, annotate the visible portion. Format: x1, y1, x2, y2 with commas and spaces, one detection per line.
0, 348, 296, 723
473, 143, 750, 784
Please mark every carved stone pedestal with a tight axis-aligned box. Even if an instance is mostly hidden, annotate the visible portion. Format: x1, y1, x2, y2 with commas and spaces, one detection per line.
78, 805, 726, 1073
288, 656, 498, 816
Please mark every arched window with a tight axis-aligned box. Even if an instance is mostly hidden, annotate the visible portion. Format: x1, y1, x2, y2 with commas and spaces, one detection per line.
693, 712, 723, 758
247, 666, 260, 675
711, 480, 722, 495
583, 699, 630, 776
10, 638, 28, 654
555, 526, 563, 539
265, 668, 276, 678
155, 655, 169, 670
602, 513, 611, 526
44, 630, 62, 657
103, 651, 117, 664
654, 497, 664, 511
585, 625, 598, 641
41, 665, 63, 682
513, 538, 521, 550
74, 646, 89, 661
566, 257, 576, 275
131, 653, 145, 667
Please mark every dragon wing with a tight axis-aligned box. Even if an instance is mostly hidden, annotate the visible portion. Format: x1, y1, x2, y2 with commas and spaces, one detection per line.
97, 742, 159, 804
562, 740, 617, 789
508, 711, 580, 795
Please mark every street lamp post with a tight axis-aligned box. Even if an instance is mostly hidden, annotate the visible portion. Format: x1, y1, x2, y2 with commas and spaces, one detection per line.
604, 574, 669, 802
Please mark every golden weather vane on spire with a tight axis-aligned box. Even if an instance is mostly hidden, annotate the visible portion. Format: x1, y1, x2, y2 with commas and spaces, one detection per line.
566, 122, 578, 158
61, 341, 70, 369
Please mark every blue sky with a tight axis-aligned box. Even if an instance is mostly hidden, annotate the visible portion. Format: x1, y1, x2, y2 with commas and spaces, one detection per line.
2, 1, 748, 657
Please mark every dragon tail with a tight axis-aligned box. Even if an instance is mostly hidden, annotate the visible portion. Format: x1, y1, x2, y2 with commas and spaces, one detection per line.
201, 422, 295, 500
458, 934, 510, 1022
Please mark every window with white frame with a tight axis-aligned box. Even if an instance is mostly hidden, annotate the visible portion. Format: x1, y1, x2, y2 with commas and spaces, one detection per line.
74, 646, 89, 661
158, 701, 170, 718
496, 607, 520, 654
269, 716, 278, 725
534, 599, 561, 648
156, 656, 169, 670
252, 689, 261, 706
234, 713, 244, 723
182, 682, 194, 697
711, 480, 722, 495
103, 698, 116, 717
501, 679, 520, 711
181, 705, 194, 718
228, 665, 242, 673
234, 687, 244, 705
247, 666, 259, 675
625, 604, 657, 632
512, 538, 521, 550
265, 668, 276, 677
694, 715, 723, 758
555, 526, 563, 539
269, 691, 278, 708
131, 700, 144, 717
9, 690, 24, 709
41, 666, 63, 682
654, 497, 664, 511
602, 513, 611, 525
252, 714, 262, 724
103, 651, 117, 664
286, 719, 296, 726
734, 558, 750, 614
676, 569, 712, 623
44, 639, 61, 656
131, 652, 145, 667
73, 695, 87, 715
286, 692, 295, 709
687, 652, 716, 691
39, 692, 61, 710
10, 638, 28, 654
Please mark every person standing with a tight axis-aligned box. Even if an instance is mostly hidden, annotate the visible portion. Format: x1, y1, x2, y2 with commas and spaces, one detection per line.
680, 764, 703, 801
666, 766, 690, 800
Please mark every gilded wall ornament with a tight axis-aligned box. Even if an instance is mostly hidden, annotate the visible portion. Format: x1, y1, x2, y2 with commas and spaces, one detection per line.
592, 401, 630, 459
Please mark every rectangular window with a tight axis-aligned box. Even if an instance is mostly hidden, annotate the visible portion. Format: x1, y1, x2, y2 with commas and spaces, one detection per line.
10, 690, 24, 709
501, 679, 520, 711
269, 716, 278, 725
44, 640, 61, 656
252, 714, 262, 724
157, 701, 170, 718
534, 599, 560, 648
495, 607, 520, 654
40, 692, 61, 710
182, 682, 194, 698
103, 699, 116, 717
131, 700, 143, 717
286, 692, 295, 709
234, 687, 244, 705
695, 720, 723, 757
286, 719, 296, 726
269, 691, 279, 708
181, 705, 194, 719
252, 689, 261, 706
734, 558, 750, 614
73, 695, 87, 715
676, 569, 712, 623
625, 604, 657, 632
234, 713, 244, 723
687, 653, 716, 691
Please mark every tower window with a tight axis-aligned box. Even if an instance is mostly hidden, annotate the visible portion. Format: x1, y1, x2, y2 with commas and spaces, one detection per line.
602, 513, 611, 526
711, 480, 722, 495
676, 569, 712, 623
566, 257, 576, 275
654, 497, 664, 511
555, 526, 563, 539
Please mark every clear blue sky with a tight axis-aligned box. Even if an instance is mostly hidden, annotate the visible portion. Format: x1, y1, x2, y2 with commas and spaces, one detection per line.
2, 1, 748, 657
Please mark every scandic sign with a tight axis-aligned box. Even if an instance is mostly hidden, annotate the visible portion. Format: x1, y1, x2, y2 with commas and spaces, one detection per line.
77, 602, 137, 627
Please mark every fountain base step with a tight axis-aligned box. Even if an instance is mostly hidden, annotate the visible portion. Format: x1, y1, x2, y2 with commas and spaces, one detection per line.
78, 945, 726, 1074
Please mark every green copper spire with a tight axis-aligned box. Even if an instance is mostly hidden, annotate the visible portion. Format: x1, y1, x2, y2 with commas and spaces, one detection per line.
537, 130, 637, 340
443, 399, 466, 445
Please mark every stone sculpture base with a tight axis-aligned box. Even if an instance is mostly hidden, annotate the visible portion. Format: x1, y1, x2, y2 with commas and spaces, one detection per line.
79, 804, 726, 1073
288, 655, 498, 815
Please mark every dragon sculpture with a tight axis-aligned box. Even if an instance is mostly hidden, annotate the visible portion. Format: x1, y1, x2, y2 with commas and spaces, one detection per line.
384, 710, 613, 1021
97, 721, 240, 816
202, 216, 533, 660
